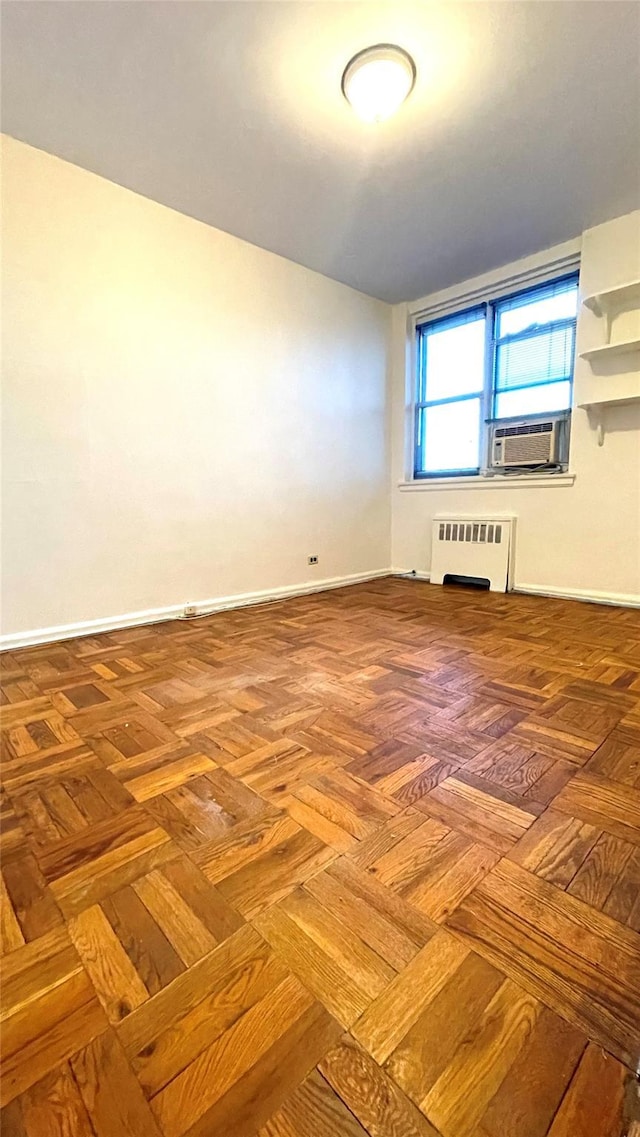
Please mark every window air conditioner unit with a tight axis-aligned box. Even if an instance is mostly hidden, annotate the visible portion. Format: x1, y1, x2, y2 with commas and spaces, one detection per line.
490, 418, 566, 468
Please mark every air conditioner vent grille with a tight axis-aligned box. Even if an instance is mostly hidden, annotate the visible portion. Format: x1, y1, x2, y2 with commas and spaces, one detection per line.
491, 418, 561, 466
494, 421, 553, 439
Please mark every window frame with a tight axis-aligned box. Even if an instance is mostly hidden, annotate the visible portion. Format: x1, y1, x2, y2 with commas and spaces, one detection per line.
413, 304, 487, 479
412, 270, 580, 481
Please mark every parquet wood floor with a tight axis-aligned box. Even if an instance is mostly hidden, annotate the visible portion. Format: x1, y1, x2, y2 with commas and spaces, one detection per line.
2, 577, 640, 1136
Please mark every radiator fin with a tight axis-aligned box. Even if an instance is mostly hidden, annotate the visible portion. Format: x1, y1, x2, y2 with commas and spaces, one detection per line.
438, 522, 502, 545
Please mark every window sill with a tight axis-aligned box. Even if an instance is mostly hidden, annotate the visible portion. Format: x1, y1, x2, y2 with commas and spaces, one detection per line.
398, 473, 576, 491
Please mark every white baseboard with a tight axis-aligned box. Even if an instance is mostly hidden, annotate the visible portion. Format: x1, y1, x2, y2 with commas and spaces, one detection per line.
0, 569, 391, 651
4, 569, 637, 651
392, 571, 640, 609
513, 583, 640, 608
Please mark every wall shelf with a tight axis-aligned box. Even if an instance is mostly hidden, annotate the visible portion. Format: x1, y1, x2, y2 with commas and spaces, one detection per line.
578, 394, 640, 410
578, 392, 640, 446
582, 279, 640, 318
578, 264, 640, 450
579, 337, 640, 362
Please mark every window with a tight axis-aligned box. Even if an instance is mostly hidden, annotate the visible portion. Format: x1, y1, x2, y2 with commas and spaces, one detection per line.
414, 273, 579, 478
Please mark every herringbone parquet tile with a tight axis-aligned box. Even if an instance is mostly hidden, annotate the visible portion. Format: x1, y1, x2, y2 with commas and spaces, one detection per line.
2, 578, 640, 1135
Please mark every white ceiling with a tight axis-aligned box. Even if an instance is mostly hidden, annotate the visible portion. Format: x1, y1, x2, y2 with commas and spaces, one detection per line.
2, 1, 639, 303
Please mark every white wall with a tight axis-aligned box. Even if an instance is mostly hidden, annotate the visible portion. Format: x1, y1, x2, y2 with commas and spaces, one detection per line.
1, 135, 391, 642
3, 135, 638, 647
390, 212, 640, 605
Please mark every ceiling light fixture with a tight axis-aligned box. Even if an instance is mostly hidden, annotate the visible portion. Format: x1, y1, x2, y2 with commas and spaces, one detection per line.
341, 44, 416, 123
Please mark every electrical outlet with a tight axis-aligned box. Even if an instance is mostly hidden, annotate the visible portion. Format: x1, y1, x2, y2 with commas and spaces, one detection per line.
183, 604, 197, 617
307, 555, 318, 566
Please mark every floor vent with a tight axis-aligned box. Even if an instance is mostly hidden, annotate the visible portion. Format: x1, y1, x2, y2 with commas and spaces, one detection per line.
431, 515, 516, 593
443, 574, 490, 590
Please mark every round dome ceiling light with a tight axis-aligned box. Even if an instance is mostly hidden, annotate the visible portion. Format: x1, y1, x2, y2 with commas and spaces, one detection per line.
341, 44, 416, 123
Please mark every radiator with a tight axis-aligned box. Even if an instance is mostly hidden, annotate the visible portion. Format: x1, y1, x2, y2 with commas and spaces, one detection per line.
430, 514, 516, 592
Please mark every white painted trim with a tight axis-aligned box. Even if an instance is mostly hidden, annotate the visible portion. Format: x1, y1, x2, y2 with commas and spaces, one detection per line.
4, 570, 637, 650
391, 573, 639, 609
513, 584, 640, 609
0, 570, 391, 650
397, 474, 576, 491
